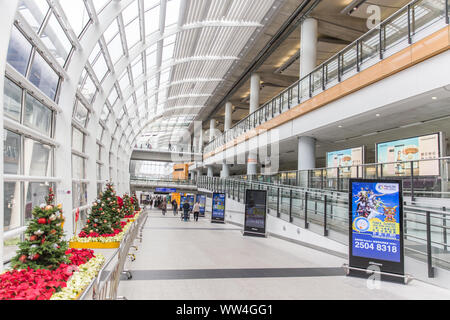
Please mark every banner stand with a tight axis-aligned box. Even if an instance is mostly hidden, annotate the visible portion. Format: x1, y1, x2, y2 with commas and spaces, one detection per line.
243, 190, 267, 238
348, 178, 406, 284
342, 264, 414, 284
242, 230, 267, 238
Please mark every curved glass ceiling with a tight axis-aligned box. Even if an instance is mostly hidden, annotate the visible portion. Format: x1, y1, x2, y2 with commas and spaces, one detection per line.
17, 0, 279, 149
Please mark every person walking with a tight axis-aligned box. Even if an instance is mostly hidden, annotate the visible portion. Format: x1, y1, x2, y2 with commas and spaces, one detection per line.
193, 201, 200, 222
161, 200, 167, 216
172, 199, 178, 216
182, 200, 190, 222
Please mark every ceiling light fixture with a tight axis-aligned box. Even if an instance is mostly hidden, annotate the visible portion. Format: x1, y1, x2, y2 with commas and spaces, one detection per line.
341, 0, 368, 15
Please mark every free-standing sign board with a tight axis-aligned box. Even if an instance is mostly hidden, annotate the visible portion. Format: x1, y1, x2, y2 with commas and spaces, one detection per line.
211, 193, 226, 223
243, 190, 267, 237
196, 194, 206, 217
348, 179, 404, 282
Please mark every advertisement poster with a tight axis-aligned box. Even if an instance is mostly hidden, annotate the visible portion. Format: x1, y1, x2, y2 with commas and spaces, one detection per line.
181, 194, 195, 211
244, 190, 267, 237
376, 133, 440, 176
349, 179, 404, 281
211, 193, 226, 223
326, 147, 364, 178
196, 194, 206, 217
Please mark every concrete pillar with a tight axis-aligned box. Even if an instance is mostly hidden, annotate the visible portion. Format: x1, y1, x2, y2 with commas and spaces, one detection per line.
221, 163, 230, 178
300, 18, 318, 78
0, 0, 19, 272
247, 151, 258, 179
198, 128, 203, 152
249, 73, 260, 114
193, 136, 198, 153
209, 119, 215, 142
297, 136, 316, 171
224, 102, 232, 131
207, 166, 214, 177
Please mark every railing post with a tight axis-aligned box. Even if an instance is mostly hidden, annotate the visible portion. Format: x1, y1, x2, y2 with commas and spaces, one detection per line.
356, 39, 360, 72
324, 195, 329, 236
426, 211, 435, 278
379, 24, 384, 59
304, 192, 309, 229
443, 207, 448, 252
289, 189, 293, 223
410, 161, 415, 202
322, 64, 326, 91
337, 53, 342, 82
297, 81, 301, 104
407, 4, 412, 44
309, 73, 312, 98
277, 187, 280, 218
446, 0, 449, 24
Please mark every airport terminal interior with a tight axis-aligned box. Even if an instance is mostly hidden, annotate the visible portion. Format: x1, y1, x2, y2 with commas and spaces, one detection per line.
0, 0, 450, 301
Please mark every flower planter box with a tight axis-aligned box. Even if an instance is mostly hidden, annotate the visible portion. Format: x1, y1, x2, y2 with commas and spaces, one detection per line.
69, 241, 120, 249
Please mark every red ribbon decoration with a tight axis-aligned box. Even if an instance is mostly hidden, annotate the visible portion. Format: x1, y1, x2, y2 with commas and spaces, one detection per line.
75, 208, 80, 222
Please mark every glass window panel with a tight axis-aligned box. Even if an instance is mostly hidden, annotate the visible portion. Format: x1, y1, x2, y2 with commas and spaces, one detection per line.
4, 130, 21, 175
135, 85, 144, 99
108, 33, 124, 64
162, 43, 174, 61
72, 154, 85, 179
73, 100, 89, 127
89, 42, 101, 64
28, 52, 59, 100
118, 107, 125, 119
41, 13, 72, 66
4, 182, 21, 231
18, 0, 49, 33
81, 73, 97, 101
24, 93, 52, 136
104, 19, 119, 43
72, 126, 84, 153
165, 0, 180, 26
145, 6, 160, 35
23, 138, 52, 176
119, 71, 130, 91
92, 52, 109, 81
3, 78, 22, 121
72, 181, 87, 207
108, 86, 119, 106
25, 182, 54, 221
125, 18, 141, 49
100, 104, 110, 121
59, 0, 89, 37
7, 26, 33, 76
122, 0, 139, 25
92, 0, 110, 14
97, 126, 104, 141
132, 58, 143, 79
144, 0, 160, 11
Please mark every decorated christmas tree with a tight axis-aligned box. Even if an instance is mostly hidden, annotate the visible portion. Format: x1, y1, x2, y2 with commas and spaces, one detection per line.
80, 183, 122, 236
80, 198, 114, 236
132, 193, 140, 211
121, 193, 134, 218
11, 187, 69, 270
101, 183, 122, 230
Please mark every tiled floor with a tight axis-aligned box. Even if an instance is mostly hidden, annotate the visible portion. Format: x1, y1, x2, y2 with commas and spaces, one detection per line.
117, 209, 450, 300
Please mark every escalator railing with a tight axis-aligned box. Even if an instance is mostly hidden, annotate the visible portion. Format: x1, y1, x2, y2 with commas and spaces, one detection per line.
197, 175, 450, 275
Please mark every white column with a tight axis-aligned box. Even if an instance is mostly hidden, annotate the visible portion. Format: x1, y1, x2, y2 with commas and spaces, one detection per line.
221, 163, 230, 178
247, 73, 260, 178
207, 166, 214, 177
0, 0, 19, 272
300, 18, 318, 78
249, 73, 260, 114
198, 127, 203, 152
298, 136, 316, 171
209, 119, 215, 142
193, 136, 198, 153
224, 102, 232, 131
